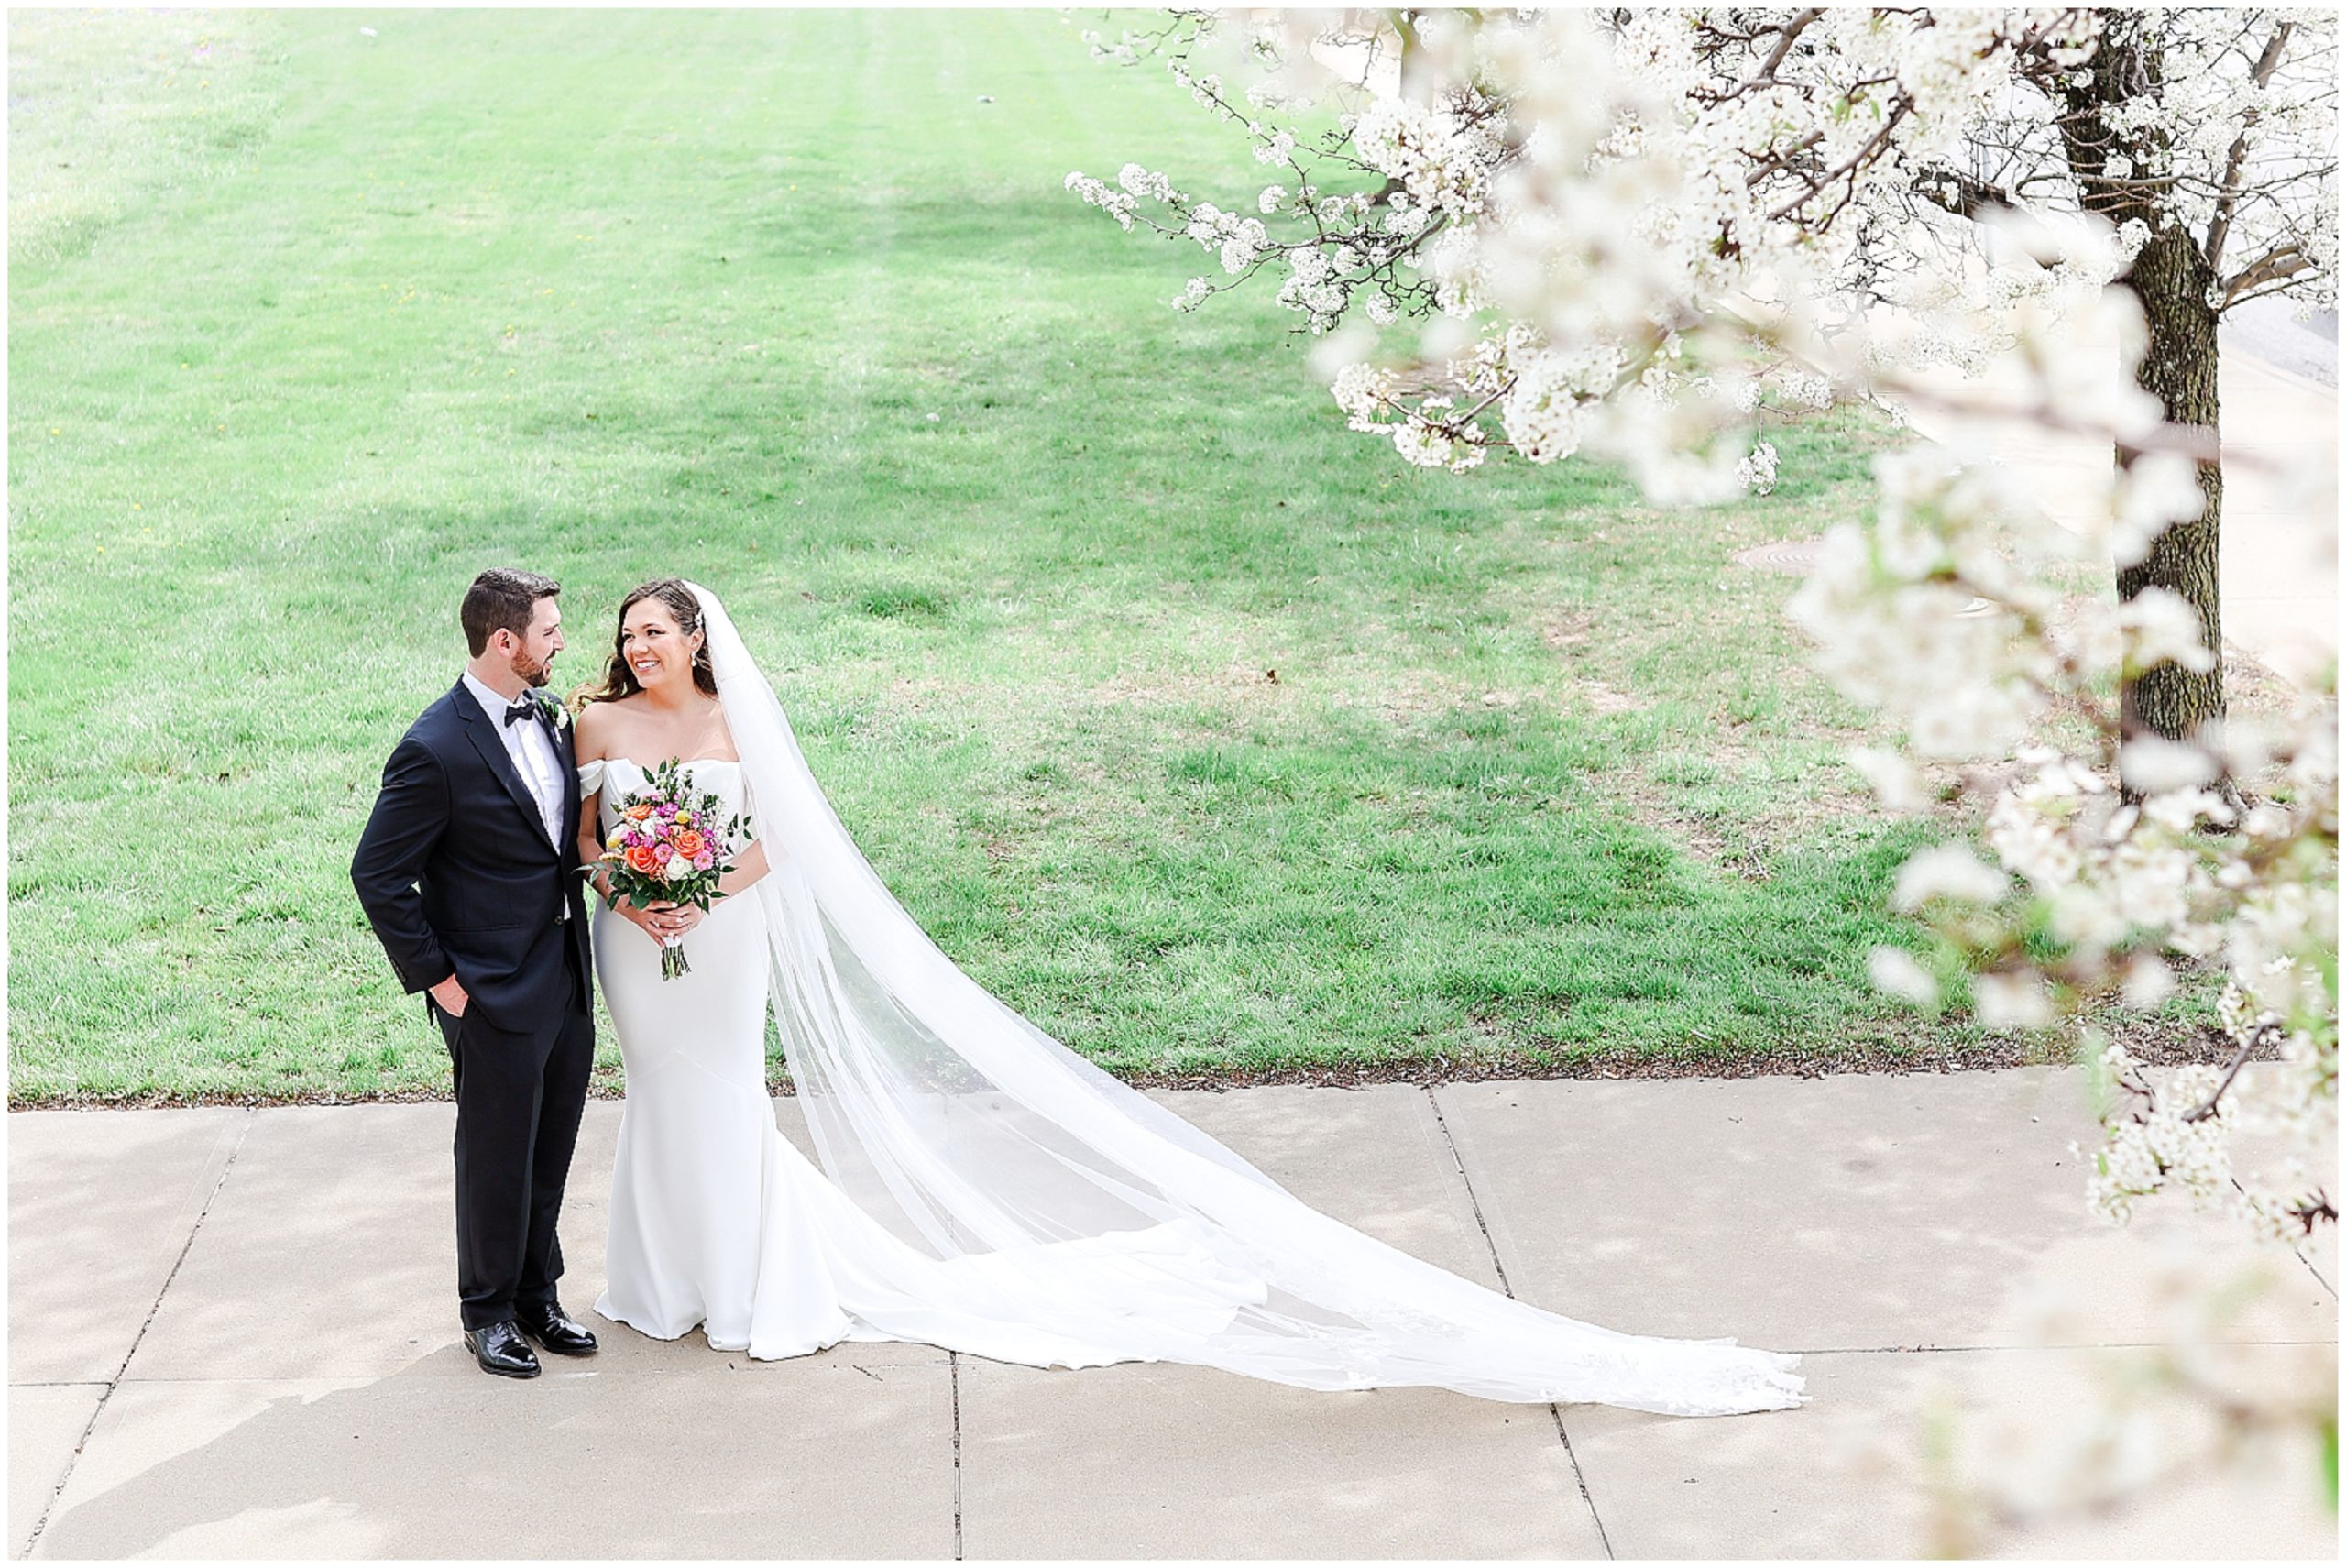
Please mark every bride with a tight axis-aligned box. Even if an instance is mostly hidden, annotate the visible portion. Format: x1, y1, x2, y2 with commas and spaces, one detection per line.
572, 577, 1805, 1417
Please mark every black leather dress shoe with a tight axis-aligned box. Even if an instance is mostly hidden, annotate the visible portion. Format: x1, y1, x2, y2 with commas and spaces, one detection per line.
518, 1300, 598, 1356
464, 1320, 542, 1379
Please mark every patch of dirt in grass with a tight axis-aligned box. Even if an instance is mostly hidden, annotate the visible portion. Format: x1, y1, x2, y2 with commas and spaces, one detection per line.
1599, 734, 1882, 873
1326, 667, 1491, 726
1323, 664, 1644, 729
1528, 607, 1648, 714
1087, 660, 1298, 713
2221, 639, 2320, 726
1598, 761, 1730, 864
883, 674, 984, 712
1574, 678, 1648, 716
869, 674, 1069, 758
1539, 608, 1595, 651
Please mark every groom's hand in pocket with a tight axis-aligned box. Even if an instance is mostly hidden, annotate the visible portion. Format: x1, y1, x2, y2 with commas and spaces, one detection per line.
429, 973, 470, 1018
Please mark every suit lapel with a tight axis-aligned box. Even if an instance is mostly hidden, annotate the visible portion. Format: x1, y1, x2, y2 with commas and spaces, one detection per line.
455, 682, 558, 856
554, 708, 579, 858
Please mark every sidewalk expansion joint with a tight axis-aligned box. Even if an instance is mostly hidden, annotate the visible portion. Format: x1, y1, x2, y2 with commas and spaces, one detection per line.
22, 1107, 255, 1559
1424, 1087, 1616, 1561
949, 1348, 964, 1560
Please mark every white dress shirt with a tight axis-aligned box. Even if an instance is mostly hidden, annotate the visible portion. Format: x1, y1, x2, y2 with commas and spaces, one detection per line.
462, 670, 565, 848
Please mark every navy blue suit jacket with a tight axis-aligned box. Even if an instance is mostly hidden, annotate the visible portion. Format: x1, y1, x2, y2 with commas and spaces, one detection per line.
350, 680, 595, 1030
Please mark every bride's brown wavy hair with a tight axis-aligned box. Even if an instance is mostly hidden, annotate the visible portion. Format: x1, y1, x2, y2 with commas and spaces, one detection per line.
573, 577, 718, 710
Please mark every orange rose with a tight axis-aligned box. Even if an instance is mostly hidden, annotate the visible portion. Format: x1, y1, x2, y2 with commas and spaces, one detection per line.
674, 829, 706, 858
626, 803, 654, 822
624, 844, 661, 874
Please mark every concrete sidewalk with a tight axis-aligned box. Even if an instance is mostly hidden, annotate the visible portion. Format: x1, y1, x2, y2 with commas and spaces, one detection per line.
8, 1071, 2337, 1560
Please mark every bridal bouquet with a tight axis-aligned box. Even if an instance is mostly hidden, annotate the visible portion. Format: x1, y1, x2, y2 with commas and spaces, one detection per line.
597, 758, 751, 981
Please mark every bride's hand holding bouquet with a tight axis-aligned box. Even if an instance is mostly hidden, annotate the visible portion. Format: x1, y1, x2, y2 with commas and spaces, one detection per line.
597, 758, 751, 980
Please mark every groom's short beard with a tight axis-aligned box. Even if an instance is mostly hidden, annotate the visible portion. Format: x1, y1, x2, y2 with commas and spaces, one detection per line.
513, 652, 554, 688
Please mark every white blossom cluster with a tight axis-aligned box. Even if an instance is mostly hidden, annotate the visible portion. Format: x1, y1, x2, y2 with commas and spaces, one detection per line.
1187, 201, 1267, 275
1786, 446, 2065, 759
1771, 370, 1836, 413
1063, 170, 1142, 231
2084, 1047, 2238, 1225
1957, 10, 2340, 314
1080, 27, 1146, 68
1073, 7, 2332, 478
2085, 972, 2333, 1245
1348, 94, 1498, 222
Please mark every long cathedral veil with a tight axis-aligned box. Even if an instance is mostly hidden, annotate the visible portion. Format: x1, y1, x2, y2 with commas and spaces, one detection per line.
691, 580, 1804, 1416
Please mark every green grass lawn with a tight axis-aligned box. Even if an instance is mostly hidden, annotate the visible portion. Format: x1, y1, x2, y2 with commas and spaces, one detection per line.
5, 8, 2220, 1102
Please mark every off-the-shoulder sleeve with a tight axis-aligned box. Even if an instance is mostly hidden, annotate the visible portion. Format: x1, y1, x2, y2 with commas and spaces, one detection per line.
576, 758, 608, 800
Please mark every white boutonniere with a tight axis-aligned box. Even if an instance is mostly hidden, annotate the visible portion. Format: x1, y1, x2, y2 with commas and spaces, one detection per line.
535, 691, 572, 731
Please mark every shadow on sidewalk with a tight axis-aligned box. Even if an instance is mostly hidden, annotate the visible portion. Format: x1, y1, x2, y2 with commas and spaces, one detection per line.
37, 1332, 958, 1559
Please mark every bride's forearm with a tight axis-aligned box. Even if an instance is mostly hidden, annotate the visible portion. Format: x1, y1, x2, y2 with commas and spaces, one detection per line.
577, 790, 608, 898
579, 840, 615, 900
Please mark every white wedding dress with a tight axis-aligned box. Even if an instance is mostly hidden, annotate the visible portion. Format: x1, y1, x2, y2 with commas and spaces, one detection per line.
589, 757, 1254, 1368
581, 584, 1807, 1417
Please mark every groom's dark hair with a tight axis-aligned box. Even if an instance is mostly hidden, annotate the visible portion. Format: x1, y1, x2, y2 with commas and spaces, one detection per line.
461, 568, 561, 655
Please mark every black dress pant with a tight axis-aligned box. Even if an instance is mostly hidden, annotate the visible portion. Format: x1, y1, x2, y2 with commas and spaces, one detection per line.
436, 946, 595, 1331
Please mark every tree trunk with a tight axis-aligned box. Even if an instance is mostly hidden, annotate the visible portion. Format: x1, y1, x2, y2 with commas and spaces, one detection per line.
2116, 225, 2227, 755
2054, 19, 2230, 778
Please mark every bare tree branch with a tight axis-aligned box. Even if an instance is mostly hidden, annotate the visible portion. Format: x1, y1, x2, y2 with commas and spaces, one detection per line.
2220, 241, 2315, 307
2203, 19, 2297, 276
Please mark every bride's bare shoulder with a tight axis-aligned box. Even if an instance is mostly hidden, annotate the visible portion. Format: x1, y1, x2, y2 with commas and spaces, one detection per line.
573, 694, 641, 759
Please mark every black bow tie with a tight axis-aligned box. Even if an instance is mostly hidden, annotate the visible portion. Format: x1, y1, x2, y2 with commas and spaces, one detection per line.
504, 697, 545, 729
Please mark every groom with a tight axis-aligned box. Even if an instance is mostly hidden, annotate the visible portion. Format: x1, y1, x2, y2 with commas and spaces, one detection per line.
350, 568, 600, 1378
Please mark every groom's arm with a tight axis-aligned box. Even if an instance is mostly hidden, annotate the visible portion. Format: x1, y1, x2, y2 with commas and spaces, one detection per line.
350, 732, 456, 996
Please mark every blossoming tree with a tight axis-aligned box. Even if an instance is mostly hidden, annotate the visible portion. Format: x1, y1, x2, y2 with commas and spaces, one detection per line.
1069, 4, 2338, 1530
1908, 8, 2337, 754
1072, 6, 2334, 751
